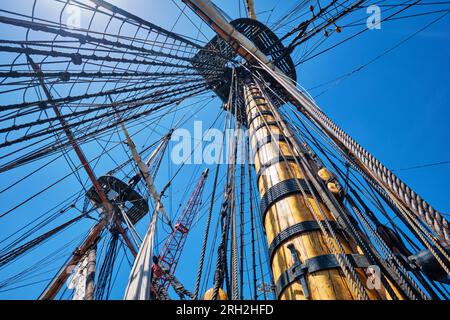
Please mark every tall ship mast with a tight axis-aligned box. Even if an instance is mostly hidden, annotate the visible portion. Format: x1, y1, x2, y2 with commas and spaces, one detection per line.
0, 0, 449, 301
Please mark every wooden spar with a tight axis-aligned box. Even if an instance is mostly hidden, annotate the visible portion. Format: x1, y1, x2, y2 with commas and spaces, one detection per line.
181, 0, 449, 242
27, 56, 137, 256
245, 0, 257, 19
120, 124, 174, 231
243, 82, 384, 300
182, 0, 383, 300
84, 246, 97, 300
25, 55, 137, 300
121, 124, 174, 300
39, 220, 106, 300
88, 0, 201, 48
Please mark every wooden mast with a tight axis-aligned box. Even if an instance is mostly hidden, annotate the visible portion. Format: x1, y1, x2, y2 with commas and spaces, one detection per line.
27, 54, 137, 300
243, 81, 384, 300
180, 0, 415, 300
84, 246, 97, 300
182, 0, 450, 244
245, 0, 257, 19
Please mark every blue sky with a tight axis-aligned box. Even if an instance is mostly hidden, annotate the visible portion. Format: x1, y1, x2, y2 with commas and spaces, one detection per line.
0, 0, 449, 299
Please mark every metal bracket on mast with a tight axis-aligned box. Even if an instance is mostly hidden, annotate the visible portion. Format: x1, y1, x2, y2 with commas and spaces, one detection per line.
286, 244, 310, 299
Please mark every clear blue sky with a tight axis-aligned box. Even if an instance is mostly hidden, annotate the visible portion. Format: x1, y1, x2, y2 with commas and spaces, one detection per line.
0, 0, 449, 299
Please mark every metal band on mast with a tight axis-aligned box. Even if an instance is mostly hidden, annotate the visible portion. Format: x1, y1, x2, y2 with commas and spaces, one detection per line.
243, 81, 383, 300
182, 0, 449, 244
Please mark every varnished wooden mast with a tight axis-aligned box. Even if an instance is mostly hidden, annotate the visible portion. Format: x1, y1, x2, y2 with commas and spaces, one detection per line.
245, 0, 257, 19
182, 0, 449, 244
181, 0, 411, 300
243, 81, 384, 300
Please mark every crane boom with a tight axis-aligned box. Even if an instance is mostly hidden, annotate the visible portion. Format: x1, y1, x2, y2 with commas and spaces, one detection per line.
153, 169, 209, 292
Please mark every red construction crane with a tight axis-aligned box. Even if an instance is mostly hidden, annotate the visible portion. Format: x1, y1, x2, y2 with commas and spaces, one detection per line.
153, 169, 209, 291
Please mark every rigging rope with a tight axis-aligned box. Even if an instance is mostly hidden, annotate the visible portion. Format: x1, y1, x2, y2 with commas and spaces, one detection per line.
193, 126, 225, 299
0, 214, 85, 268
